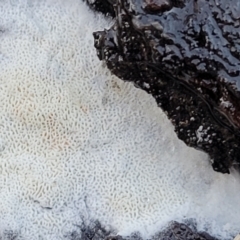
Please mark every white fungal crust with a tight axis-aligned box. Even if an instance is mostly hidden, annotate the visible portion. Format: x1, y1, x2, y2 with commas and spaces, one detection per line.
0, 0, 240, 240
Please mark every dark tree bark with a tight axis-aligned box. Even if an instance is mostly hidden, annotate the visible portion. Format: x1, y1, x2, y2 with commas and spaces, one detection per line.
66, 220, 218, 240
92, 0, 240, 174
84, 0, 116, 17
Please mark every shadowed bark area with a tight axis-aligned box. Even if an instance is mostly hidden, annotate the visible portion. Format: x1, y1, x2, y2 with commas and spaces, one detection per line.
84, 0, 116, 17
65, 220, 218, 240
92, 0, 240, 174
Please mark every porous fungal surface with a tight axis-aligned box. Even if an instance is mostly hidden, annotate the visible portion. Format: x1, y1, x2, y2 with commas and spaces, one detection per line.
0, 0, 239, 239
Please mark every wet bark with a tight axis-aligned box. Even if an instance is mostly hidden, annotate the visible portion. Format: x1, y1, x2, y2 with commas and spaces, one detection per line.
92, 0, 240, 174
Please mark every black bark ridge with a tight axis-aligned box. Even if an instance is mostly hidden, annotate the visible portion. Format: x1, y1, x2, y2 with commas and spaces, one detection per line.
65, 220, 218, 240
84, 0, 116, 17
93, 0, 240, 174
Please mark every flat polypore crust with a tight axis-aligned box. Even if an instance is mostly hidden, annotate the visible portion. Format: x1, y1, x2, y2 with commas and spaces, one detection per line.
1, 0, 240, 239
93, 0, 240, 174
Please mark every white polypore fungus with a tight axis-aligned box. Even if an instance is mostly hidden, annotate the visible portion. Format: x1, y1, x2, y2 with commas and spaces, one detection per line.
0, 0, 240, 239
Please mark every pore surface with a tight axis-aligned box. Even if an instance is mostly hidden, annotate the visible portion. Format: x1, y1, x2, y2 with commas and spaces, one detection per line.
0, 0, 239, 239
